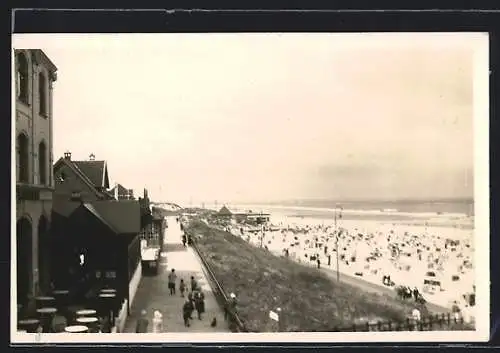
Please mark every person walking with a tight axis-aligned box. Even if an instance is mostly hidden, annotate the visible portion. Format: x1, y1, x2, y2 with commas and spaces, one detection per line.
168, 269, 177, 295
182, 299, 194, 327
194, 290, 206, 320
179, 279, 186, 297
136, 310, 149, 333
225, 292, 237, 321
317, 258, 321, 269
190, 276, 198, 292
152, 310, 163, 333
182, 234, 187, 247
187, 291, 194, 319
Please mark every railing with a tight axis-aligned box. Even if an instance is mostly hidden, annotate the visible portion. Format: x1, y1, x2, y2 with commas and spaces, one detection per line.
190, 237, 248, 332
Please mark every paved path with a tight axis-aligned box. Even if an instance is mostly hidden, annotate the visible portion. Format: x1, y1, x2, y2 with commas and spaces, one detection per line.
124, 216, 229, 333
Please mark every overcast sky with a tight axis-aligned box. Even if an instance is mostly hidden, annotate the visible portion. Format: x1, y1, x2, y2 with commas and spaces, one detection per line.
13, 33, 486, 205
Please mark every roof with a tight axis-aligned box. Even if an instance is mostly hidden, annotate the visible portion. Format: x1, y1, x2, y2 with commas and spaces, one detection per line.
83, 203, 119, 234
73, 160, 109, 189
218, 205, 233, 216
52, 197, 81, 218
110, 183, 133, 197
87, 200, 141, 234
53, 157, 104, 199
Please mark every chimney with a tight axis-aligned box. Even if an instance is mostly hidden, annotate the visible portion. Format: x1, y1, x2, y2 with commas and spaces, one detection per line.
64, 151, 72, 160
89, 153, 95, 161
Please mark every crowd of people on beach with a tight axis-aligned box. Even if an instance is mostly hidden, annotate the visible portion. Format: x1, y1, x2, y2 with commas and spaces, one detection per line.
218, 214, 475, 316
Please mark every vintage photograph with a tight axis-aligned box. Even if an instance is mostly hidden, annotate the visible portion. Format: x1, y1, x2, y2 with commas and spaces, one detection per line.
12, 33, 489, 343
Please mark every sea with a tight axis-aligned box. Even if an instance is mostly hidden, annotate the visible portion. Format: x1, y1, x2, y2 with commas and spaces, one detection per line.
221, 198, 474, 224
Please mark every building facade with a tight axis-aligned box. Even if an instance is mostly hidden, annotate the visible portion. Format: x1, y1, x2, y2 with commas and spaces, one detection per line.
15, 49, 58, 305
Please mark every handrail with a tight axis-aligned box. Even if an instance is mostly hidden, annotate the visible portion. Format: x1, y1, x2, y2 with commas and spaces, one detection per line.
190, 238, 248, 332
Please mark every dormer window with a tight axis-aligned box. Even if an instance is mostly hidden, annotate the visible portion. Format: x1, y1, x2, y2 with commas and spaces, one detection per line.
58, 172, 66, 182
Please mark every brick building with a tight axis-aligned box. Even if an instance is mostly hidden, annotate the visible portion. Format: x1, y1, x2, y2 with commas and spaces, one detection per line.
53, 152, 114, 202
15, 49, 58, 305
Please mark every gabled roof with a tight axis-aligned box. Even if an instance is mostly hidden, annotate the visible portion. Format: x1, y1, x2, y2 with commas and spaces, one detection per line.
87, 200, 141, 234
72, 160, 109, 189
83, 203, 120, 234
110, 183, 131, 196
218, 205, 233, 216
54, 157, 104, 199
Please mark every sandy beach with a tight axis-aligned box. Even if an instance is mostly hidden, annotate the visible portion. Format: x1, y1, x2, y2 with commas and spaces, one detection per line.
219, 209, 475, 317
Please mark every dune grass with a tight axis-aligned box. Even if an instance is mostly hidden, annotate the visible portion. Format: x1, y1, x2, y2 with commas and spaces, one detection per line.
186, 219, 471, 332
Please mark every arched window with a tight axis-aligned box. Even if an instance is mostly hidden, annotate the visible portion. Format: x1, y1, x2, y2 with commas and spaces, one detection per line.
17, 133, 29, 183
38, 73, 47, 116
38, 141, 47, 185
17, 53, 29, 104
16, 217, 33, 305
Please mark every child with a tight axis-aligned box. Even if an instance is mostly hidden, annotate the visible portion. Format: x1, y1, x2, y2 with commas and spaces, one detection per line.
180, 279, 186, 297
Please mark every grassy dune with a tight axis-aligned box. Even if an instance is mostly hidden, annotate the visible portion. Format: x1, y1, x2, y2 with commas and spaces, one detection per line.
187, 220, 446, 332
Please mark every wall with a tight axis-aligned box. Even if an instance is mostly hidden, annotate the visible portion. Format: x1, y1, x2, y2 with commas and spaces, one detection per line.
128, 261, 142, 312
16, 199, 53, 299
15, 49, 54, 187
15, 49, 56, 303
112, 299, 128, 333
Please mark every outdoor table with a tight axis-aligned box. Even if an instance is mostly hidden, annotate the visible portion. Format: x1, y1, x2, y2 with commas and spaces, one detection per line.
37, 307, 58, 332
35, 296, 55, 309
52, 289, 70, 295
76, 309, 97, 317
76, 317, 99, 332
64, 325, 88, 333
99, 293, 116, 326
51, 290, 70, 312
18, 319, 40, 333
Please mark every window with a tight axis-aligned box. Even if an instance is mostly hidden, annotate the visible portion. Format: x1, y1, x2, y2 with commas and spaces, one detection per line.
38, 141, 47, 185
58, 171, 66, 182
38, 73, 47, 116
17, 133, 29, 183
17, 53, 29, 104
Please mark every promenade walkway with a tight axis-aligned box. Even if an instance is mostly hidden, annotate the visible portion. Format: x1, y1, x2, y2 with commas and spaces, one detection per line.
123, 216, 229, 333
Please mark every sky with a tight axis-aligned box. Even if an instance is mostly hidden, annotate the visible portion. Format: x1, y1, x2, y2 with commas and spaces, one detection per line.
13, 33, 487, 206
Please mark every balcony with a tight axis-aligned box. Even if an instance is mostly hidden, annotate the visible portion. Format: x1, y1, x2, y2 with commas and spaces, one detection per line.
16, 183, 55, 202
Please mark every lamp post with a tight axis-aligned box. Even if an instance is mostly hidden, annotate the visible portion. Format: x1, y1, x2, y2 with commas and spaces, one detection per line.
334, 205, 343, 282
260, 224, 264, 248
